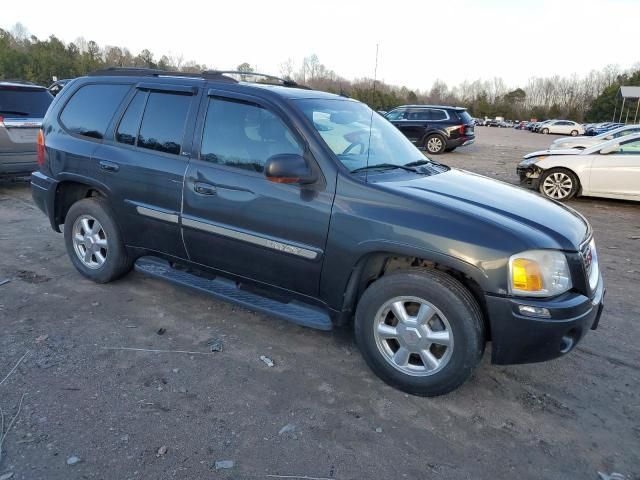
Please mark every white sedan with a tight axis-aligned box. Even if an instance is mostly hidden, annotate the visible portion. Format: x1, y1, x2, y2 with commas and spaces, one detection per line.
517, 133, 640, 202
539, 120, 585, 136
550, 124, 640, 150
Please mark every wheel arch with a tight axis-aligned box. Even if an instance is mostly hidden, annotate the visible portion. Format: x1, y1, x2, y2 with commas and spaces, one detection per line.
337, 250, 490, 339
53, 177, 111, 231
538, 165, 584, 196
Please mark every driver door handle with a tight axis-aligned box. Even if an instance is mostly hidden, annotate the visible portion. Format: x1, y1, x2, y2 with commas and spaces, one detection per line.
193, 182, 217, 195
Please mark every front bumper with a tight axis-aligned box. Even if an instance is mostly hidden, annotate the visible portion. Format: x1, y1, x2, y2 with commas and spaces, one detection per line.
517, 165, 541, 190
486, 274, 604, 365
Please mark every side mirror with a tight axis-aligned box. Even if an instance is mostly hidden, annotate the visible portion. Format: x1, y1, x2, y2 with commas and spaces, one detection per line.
599, 144, 619, 155
265, 154, 316, 185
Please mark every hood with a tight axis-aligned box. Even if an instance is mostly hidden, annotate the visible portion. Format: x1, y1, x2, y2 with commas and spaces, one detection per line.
375, 169, 589, 251
523, 148, 582, 159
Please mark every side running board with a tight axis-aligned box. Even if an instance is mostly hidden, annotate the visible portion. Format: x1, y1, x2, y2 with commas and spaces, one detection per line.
134, 256, 333, 331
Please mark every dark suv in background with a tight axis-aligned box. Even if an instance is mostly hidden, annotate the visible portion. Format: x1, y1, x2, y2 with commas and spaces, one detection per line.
0, 81, 54, 177
32, 68, 603, 396
384, 105, 475, 154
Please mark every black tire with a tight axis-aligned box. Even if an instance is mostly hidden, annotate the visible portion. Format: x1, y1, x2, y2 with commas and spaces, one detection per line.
423, 134, 446, 155
354, 268, 485, 396
63, 197, 132, 283
570, 130, 578, 136
541, 128, 549, 134
538, 168, 580, 201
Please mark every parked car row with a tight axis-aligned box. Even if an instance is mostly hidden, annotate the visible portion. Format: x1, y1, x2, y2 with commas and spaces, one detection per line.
584, 122, 625, 136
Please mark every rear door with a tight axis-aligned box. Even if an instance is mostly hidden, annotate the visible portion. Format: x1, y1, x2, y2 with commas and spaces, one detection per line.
181, 90, 333, 296
0, 85, 53, 161
91, 82, 200, 257
392, 108, 431, 144
589, 138, 640, 198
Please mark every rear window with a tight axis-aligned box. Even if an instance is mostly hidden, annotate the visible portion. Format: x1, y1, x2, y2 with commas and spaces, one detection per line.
455, 110, 473, 124
60, 83, 131, 139
0, 87, 53, 118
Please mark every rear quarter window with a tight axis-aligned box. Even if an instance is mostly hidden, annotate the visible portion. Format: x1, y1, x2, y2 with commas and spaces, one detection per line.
0, 87, 53, 118
60, 83, 131, 139
454, 110, 473, 124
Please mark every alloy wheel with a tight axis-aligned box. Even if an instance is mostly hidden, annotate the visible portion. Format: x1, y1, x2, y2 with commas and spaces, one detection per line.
542, 172, 573, 200
72, 214, 108, 269
427, 137, 443, 153
373, 296, 453, 376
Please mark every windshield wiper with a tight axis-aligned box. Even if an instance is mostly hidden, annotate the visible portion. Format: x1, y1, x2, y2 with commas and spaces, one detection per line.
0, 110, 29, 116
404, 159, 442, 167
351, 163, 419, 174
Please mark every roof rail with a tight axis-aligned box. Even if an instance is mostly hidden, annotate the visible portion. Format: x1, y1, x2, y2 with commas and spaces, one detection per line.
205, 70, 304, 88
87, 67, 309, 89
88, 67, 238, 83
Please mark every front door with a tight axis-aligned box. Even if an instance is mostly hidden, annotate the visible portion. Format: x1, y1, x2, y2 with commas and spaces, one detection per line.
589, 138, 640, 198
181, 91, 333, 297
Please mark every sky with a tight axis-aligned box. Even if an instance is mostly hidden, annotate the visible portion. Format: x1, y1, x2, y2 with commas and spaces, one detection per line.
3, 0, 640, 91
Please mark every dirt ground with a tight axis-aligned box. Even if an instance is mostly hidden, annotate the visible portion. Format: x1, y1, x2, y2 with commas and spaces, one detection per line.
0, 127, 638, 480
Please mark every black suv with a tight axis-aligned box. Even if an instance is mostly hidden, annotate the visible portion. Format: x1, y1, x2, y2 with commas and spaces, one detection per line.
31, 68, 604, 396
384, 105, 475, 154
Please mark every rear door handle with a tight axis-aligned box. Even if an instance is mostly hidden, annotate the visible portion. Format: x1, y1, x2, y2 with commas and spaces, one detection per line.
193, 182, 217, 195
100, 160, 119, 172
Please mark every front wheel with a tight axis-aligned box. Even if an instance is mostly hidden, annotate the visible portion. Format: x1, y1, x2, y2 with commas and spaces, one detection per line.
63, 197, 133, 283
570, 130, 579, 136
354, 268, 485, 396
541, 128, 549, 134
539, 168, 579, 201
424, 134, 446, 154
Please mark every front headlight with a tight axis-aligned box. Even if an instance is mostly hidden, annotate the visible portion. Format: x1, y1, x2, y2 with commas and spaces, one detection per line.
508, 250, 572, 297
520, 156, 545, 166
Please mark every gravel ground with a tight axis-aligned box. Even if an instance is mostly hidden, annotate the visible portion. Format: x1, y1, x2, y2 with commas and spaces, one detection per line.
0, 127, 638, 480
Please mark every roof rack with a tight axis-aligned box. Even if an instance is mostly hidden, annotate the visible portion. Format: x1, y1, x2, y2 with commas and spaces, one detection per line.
88, 67, 237, 83
206, 70, 304, 88
88, 68, 309, 89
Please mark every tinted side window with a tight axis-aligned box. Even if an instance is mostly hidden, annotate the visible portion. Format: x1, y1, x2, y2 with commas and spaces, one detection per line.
116, 91, 146, 145
137, 92, 191, 155
60, 84, 130, 139
385, 109, 406, 121
407, 109, 430, 120
430, 109, 448, 121
200, 98, 302, 173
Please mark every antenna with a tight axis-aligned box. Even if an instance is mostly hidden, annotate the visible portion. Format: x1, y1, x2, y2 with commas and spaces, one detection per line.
364, 44, 379, 183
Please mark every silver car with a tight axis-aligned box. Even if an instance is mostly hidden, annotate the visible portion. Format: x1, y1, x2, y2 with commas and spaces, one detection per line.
550, 124, 640, 150
0, 81, 53, 177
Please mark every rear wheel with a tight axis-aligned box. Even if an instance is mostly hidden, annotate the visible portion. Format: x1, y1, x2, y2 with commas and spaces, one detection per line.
354, 268, 485, 396
570, 130, 579, 136
539, 168, 579, 201
64, 197, 132, 283
424, 134, 446, 155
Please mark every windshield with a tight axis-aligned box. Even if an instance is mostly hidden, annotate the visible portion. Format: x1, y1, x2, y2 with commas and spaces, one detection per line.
294, 98, 429, 172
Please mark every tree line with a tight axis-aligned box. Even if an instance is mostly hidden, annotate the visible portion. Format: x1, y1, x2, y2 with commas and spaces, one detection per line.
1, 23, 638, 122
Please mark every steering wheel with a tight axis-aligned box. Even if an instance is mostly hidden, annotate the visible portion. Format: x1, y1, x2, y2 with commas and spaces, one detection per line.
342, 141, 366, 155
